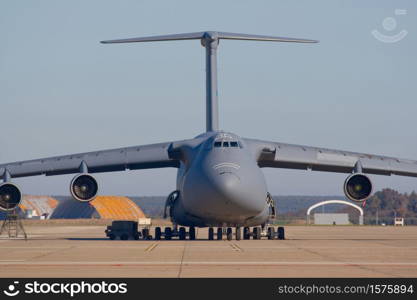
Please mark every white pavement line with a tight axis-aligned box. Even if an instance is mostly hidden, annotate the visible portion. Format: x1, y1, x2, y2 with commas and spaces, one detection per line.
0, 260, 25, 262
0, 261, 416, 266
237, 246, 417, 249
0, 247, 69, 249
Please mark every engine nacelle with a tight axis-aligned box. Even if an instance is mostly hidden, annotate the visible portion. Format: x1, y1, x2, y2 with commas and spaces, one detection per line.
0, 182, 22, 211
70, 174, 98, 202
343, 173, 372, 202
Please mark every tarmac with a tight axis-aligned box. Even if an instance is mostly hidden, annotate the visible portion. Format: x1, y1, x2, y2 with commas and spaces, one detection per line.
0, 225, 416, 277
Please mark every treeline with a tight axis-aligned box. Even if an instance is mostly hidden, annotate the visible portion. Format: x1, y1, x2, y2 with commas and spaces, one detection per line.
363, 188, 417, 224
339, 188, 417, 225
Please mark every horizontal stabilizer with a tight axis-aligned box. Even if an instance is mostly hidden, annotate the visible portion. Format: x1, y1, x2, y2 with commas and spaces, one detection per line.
100, 31, 318, 44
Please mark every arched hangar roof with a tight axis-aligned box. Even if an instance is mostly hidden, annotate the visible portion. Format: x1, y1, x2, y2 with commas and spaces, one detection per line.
306, 200, 363, 216
51, 196, 146, 220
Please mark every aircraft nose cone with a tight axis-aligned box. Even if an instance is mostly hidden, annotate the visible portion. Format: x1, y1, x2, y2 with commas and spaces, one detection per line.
212, 171, 264, 216
218, 171, 240, 189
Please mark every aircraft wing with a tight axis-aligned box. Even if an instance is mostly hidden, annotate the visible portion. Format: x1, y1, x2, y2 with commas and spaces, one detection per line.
244, 138, 417, 177
0, 141, 182, 179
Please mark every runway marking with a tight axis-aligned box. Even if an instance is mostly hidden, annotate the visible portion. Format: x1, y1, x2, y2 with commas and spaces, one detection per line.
144, 243, 158, 252
0, 260, 25, 262
1, 261, 417, 266
0, 247, 69, 249
229, 243, 243, 252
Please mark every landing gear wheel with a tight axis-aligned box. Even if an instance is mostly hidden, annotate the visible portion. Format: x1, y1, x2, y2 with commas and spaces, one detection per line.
142, 228, 149, 240
235, 227, 241, 240
217, 228, 223, 240
189, 227, 196, 240
267, 227, 275, 240
253, 227, 261, 240
208, 227, 214, 240
277, 227, 285, 240
164, 227, 172, 240
226, 227, 233, 241
243, 227, 250, 240
155, 227, 161, 240
179, 227, 186, 240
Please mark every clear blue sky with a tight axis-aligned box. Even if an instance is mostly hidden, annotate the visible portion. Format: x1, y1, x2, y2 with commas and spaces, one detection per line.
1, 0, 416, 196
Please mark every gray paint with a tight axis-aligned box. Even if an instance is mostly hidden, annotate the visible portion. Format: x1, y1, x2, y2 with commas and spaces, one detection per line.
0, 31, 416, 227
203, 33, 219, 132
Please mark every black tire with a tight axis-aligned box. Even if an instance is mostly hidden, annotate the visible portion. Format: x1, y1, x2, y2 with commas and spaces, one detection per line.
217, 228, 222, 240
164, 227, 172, 240
252, 227, 262, 240
235, 227, 241, 240
189, 227, 196, 240
120, 234, 128, 240
179, 227, 186, 240
267, 227, 275, 240
208, 227, 214, 240
134, 233, 140, 240
142, 228, 149, 240
155, 227, 161, 240
278, 227, 285, 240
109, 234, 116, 240
243, 227, 250, 240
226, 227, 233, 241
252, 227, 258, 240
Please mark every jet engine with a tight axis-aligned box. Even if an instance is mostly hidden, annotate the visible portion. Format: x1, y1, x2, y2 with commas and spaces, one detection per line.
343, 173, 372, 202
70, 174, 98, 202
0, 182, 22, 211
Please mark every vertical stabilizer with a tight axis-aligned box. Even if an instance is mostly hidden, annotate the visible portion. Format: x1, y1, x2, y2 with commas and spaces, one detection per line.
101, 31, 317, 132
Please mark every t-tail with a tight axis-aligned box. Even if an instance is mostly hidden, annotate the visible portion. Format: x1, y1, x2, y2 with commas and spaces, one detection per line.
101, 31, 318, 132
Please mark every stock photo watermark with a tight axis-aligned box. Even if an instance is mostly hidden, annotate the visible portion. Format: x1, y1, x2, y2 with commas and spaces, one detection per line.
2, 280, 128, 298
372, 9, 408, 43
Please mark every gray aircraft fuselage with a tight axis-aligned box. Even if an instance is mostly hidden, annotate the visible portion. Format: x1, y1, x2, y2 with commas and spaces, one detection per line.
97, 32, 318, 228
171, 131, 270, 227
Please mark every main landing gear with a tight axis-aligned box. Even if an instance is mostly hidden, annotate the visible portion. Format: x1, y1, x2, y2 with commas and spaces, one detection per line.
207, 226, 285, 240
151, 225, 285, 240
154, 226, 196, 240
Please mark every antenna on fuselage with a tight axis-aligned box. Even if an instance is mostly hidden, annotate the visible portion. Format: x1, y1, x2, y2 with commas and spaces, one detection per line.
101, 31, 318, 132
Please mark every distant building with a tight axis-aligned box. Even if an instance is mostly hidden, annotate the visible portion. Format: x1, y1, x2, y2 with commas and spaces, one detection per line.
306, 200, 363, 225
314, 213, 350, 225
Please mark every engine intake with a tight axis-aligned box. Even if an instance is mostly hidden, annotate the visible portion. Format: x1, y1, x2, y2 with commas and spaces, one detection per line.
0, 183, 22, 211
70, 174, 98, 202
343, 173, 372, 202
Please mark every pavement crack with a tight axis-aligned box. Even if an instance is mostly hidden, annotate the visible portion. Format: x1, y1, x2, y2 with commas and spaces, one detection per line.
30, 245, 76, 261
177, 243, 187, 278
295, 246, 398, 277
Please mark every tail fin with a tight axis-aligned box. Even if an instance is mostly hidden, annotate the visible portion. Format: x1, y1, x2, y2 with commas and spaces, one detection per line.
101, 31, 318, 132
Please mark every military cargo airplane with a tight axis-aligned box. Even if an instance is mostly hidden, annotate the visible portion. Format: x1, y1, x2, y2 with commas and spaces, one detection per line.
1, 31, 416, 240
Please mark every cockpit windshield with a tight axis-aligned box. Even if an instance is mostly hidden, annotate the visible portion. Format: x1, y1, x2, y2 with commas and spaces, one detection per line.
213, 140, 241, 148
